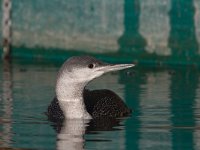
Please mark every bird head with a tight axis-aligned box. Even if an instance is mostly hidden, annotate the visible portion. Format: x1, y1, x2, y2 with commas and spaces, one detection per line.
57, 56, 135, 83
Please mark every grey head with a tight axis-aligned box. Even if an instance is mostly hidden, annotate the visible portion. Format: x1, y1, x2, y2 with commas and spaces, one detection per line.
55, 56, 135, 118
57, 56, 135, 84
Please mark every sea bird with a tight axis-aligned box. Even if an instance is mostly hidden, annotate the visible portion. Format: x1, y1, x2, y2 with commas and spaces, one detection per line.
47, 56, 135, 121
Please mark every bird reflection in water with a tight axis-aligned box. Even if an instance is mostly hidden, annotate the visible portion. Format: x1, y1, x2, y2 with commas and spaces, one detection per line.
54, 117, 124, 150
56, 119, 88, 150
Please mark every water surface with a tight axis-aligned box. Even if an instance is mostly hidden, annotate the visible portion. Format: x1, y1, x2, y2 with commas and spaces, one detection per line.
0, 60, 200, 150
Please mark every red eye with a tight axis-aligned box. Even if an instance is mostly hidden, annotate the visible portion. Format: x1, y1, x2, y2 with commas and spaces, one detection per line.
88, 64, 94, 69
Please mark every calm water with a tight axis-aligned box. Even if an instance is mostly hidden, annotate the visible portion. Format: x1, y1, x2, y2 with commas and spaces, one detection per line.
0, 59, 200, 150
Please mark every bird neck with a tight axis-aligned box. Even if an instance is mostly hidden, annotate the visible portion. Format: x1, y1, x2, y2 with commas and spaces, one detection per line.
56, 77, 92, 119
56, 80, 85, 101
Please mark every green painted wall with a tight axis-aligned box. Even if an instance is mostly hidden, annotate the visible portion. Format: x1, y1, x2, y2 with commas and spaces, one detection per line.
1, 0, 200, 65
11, 0, 124, 53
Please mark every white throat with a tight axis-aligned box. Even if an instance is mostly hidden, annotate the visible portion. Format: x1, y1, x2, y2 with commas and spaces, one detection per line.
56, 75, 92, 119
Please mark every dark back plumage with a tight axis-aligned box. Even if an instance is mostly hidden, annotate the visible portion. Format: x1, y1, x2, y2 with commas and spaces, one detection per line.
84, 89, 132, 118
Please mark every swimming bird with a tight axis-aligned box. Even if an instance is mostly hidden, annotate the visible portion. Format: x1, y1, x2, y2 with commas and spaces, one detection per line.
47, 56, 135, 121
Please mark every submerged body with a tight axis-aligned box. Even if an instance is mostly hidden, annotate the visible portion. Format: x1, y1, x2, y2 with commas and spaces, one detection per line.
47, 89, 132, 121
46, 56, 134, 121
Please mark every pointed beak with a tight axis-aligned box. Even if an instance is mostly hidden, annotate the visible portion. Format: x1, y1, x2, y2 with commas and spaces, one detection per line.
97, 63, 135, 73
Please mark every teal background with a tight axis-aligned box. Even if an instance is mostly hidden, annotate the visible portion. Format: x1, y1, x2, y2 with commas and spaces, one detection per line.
1, 0, 200, 65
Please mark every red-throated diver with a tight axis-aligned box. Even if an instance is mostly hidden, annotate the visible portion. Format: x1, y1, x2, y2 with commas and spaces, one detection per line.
47, 56, 135, 121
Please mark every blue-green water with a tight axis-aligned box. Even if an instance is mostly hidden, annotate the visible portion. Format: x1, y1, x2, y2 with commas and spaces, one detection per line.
0, 60, 200, 150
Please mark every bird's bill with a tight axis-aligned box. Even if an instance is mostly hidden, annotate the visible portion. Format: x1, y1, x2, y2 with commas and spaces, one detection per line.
97, 63, 135, 73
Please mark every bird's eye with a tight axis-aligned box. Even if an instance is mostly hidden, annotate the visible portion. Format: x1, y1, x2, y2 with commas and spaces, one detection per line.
88, 63, 95, 69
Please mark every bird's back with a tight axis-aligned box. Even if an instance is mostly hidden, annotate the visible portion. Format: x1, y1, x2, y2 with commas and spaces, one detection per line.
47, 89, 132, 121
84, 89, 132, 118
